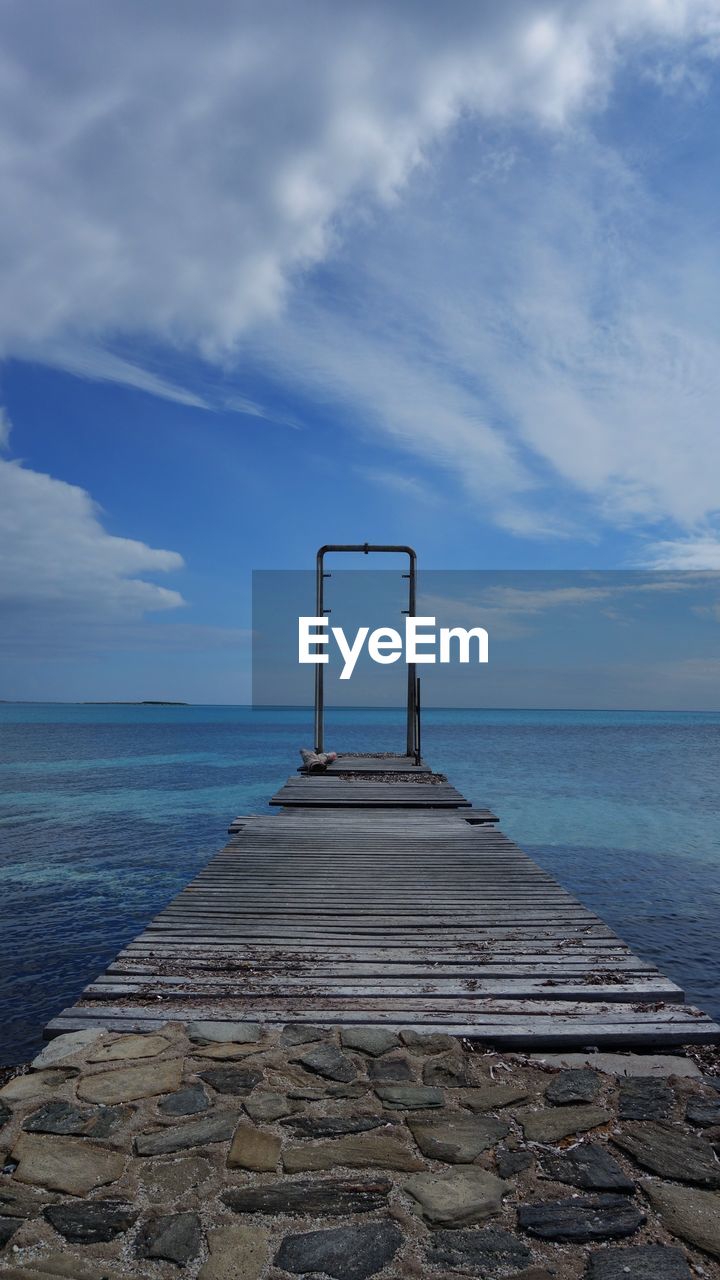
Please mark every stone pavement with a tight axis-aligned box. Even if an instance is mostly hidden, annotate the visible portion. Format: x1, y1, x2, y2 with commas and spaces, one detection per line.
1, 1023, 720, 1278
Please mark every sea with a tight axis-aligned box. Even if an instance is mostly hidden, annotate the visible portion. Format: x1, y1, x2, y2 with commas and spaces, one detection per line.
1, 703, 719, 1066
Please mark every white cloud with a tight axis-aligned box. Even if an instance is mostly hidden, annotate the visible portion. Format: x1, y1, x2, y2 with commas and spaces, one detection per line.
644, 537, 720, 569
0, 407, 11, 449
0, 457, 185, 618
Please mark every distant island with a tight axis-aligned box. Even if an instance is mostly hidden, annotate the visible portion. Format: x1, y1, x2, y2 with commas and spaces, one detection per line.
81, 701, 189, 706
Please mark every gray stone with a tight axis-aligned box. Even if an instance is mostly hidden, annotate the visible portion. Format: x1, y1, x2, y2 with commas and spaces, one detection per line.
275, 1221, 402, 1280
297, 1044, 357, 1083
423, 1052, 470, 1087
77, 1058, 182, 1104
400, 1030, 456, 1053
545, 1068, 601, 1105
0, 1068, 77, 1103
367, 1055, 413, 1083
530, 1052, 701, 1077
541, 1142, 635, 1192
44, 1200, 137, 1244
188, 1020, 262, 1044
618, 1076, 675, 1120
340, 1028, 400, 1056
586, 1243, 693, 1280
88, 1033, 170, 1062
244, 1091, 292, 1122
517, 1195, 645, 1241
496, 1148, 534, 1177
10, 1133, 125, 1195
0, 1218, 20, 1247
31, 1029, 104, 1069
612, 1121, 720, 1187
0, 1102, 9, 1130
137, 1211, 202, 1265
199, 1224, 269, 1280
158, 1084, 210, 1115
461, 1082, 531, 1111
404, 1167, 507, 1225
198, 1065, 262, 1095
281, 1024, 326, 1046
283, 1131, 423, 1173
375, 1084, 444, 1110
138, 1154, 215, 1203
407, 1113, 510, 1163
427, 1227, 531, 1273
686, 1095, 720, 1127
227, 1124, 281, 1171
515, 1104, 611, 1143
223, 1176, 392, 1216
23, 1100, 128, 1138
704, 1076, 720, 1092
642, 1180, 720, 1259
135, 1111, 237, 1155
0, 1184, 54, 1219
282, 1114, 391, 1139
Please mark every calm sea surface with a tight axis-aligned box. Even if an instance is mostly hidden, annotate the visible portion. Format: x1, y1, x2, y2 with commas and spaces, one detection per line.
1, 703, 719, 1065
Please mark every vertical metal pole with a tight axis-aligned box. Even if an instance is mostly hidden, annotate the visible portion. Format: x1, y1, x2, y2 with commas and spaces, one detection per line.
314, 549, 325, 753
415, 676, 421, 767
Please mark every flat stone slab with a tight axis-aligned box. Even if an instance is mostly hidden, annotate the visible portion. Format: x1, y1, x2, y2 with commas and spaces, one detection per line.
0, 1069, 77, 1103
404, 1167, 507, 1225
461, 1082, 531, 1111
199, 1224, 270, 1280
518, 1195, 646, 1241
423, 1052, 470, 1087
367, 1055, 413, 1083
340, 1028, 399, 1057
188, 1020, 262, 1044
618, 1076, 675, 1120
529, 1053, 701, 1078
137, 1211, 202, 1265
642, 1180, 720, 1259
375, 1084, 444, 1110
297, 1044, 358, 1083
223, 1177, 392, 1217
31, 1030, 103, 1069
138, 1154, 215, 1203
586, 1243, 693, 1280
77, 1058, 182, 1104
0, 1217, 20, 1247
496, 1149, 534, 1177
244, 1091, 293, 1122
193, 1041, 265, 1060
400, 1030, 456, 1053
281, 1025, 326, 1046
198, 1066, 262, 1095
686, 1096, 720, 1127
135, 1111, 237, 1155
515, 1104, 611, 1143
283, 1132, 423, 1173
44, 1199, 137, 1243
227, 1124, 281, 1171
545, 1068, 601, 1105
427, 1227, 532, 1273
22, 1099, 129, 1139
541, 1142, 635, 1192
11, 1133, 125, 1195
158, 1084, 210, 1116
275, 1221, 402, 1280
282, 1114, 391, 1139
88, 1033, 171, 1062
612, 1121, 720, 1187
407, 1113, 510, 1163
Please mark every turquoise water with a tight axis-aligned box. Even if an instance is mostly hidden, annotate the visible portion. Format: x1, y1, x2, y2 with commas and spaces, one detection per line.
1, 703, 719, 1065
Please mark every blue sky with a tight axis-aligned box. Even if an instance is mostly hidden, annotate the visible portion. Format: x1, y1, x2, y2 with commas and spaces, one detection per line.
2, 1, 720, 702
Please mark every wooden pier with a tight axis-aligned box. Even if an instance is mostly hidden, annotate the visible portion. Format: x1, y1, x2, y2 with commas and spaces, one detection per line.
46, 754, 720, 1048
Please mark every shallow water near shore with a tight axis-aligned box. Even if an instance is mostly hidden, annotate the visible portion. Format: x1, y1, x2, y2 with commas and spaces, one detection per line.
1, 703, 719, 1066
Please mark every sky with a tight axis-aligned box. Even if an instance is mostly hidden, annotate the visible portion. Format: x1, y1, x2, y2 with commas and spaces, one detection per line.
2, 0, 720, 703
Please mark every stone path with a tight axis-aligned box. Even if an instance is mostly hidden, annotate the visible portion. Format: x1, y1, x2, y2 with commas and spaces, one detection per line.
1, 1024, 720, 1278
